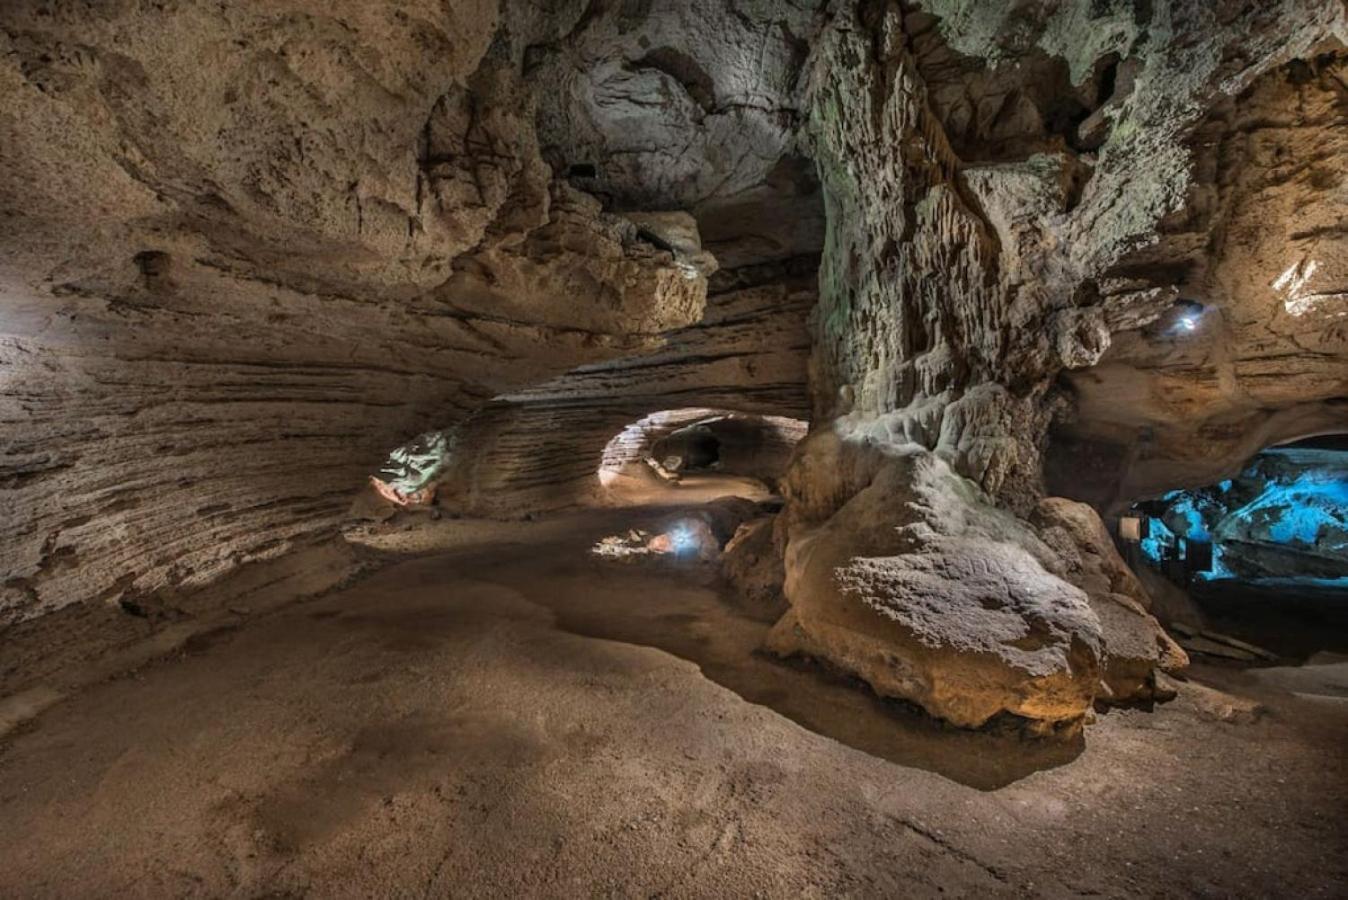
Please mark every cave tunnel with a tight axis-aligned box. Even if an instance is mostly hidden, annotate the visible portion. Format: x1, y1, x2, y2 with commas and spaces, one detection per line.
2, 2, 1347, 896
660, 422, 722, 471
596, 408, 808, 505
1115, 434, 1348, 662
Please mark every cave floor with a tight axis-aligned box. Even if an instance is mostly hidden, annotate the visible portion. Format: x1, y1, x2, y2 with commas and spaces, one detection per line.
1, 505, 1346, 898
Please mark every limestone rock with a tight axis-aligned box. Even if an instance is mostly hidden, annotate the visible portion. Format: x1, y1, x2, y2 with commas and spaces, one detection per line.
0, 0, 1343, 751
1051, 46, 1348, 508
434, 273, 814, 517
764, 0, 1342, 732
769, 441, 1102, 730
1031, 498, 1188, 703
0, 0, 711, 625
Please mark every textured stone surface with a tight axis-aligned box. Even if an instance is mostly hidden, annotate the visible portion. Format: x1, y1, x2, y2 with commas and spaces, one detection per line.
1052, 46, 1348, 510
525, 0, 825, 268
1032, 498, 1188, 701
770, 441, 1103, 730
721, 515, 789, 621
766, 0, 1345, 726
0, 1, 712, 625
433, 271, 814, 515
1, 0, 1344, 740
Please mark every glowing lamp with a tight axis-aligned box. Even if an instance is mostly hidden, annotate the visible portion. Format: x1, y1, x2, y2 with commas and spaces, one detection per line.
668, 522, 699, 555
1168, 300, 1205, 336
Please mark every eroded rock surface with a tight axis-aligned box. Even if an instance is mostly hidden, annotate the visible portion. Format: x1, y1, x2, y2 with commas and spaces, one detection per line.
770, 441, 1104, 730
1, 0, 1343, 741
766, 0, 1344, 728
433, 270, 814, 515
0, 1, 719, 624
1051, 41, 1348, 509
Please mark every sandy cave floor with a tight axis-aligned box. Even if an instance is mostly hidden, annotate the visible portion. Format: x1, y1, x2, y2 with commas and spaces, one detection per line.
1, 500, 1346, 898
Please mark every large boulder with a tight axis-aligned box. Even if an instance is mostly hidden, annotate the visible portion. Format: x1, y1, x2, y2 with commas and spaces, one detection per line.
768, 440, 1103, 732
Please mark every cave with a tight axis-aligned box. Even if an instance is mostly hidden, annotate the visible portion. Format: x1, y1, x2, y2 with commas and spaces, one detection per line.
659, 423, 722, 472
596, 408, 808, 504
1, 2, 1346, 896
1114, 435, 1348, 662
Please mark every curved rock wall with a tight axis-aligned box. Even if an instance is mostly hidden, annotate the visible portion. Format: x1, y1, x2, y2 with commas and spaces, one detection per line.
0, 2, 709, 626
2, 0, 1343, 742
605, 410, 807, 485
1052, 46, 1348, 511
435, 271, 815, 515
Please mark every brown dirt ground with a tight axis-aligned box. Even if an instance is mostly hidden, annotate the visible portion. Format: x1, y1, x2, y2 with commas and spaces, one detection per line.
1, 501, 1345, 898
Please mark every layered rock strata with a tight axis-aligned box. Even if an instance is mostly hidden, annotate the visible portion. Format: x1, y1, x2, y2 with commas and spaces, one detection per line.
434, 271, 814, 515
0, 2, 709, 625
1052, 44, 1348, 510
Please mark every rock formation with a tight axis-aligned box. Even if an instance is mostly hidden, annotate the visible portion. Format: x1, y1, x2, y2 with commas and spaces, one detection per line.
766, 0, 1343, 730
1138, 445, 1348, 583
0, 0, 811, 625
431, 266, 814, 516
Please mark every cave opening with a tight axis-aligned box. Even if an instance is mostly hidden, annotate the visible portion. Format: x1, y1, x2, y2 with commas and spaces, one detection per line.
1117, 434, 1348, 662
661, 423, 721, 471
596, 408, 808, 505
368, 428, 455, 508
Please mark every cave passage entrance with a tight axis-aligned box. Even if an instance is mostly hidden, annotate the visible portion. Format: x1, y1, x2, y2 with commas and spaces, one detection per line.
597, 408, 807, 505
656, 423, 721, 472
1116, 434, 1348, 660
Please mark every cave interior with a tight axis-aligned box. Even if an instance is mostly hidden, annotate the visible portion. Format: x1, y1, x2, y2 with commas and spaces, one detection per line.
1, 0, 1346, 896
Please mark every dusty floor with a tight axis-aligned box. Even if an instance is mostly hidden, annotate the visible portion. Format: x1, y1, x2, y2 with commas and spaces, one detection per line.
1, 501, 1346, 898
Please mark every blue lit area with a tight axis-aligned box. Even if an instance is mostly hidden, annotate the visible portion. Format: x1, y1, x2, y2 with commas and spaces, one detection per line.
1235, 469, 1348, 544
1138, 517, 1174, 564
667, 522, 700, 555
1164, 300, 1206, 338
1128, 446, 1347, 587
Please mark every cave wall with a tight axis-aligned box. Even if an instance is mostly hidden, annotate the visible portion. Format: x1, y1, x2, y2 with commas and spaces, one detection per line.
0, 0, 838, 628
436, 269, 814, 515
2, 0, 1343, 743
647, 414, 808, 483
1053, 46, 1348, 511
0, 1, 720, 626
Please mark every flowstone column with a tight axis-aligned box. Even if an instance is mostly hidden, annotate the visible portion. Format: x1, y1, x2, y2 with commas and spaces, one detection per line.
767, 1, 1184, 732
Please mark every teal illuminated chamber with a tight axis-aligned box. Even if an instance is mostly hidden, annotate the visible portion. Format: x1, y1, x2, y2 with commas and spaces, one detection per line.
1133, 448, 1348, 587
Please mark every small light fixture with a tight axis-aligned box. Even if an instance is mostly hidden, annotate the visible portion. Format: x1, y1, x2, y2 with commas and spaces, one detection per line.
668, 522, 698, 555
1168, 300, 1205, 337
